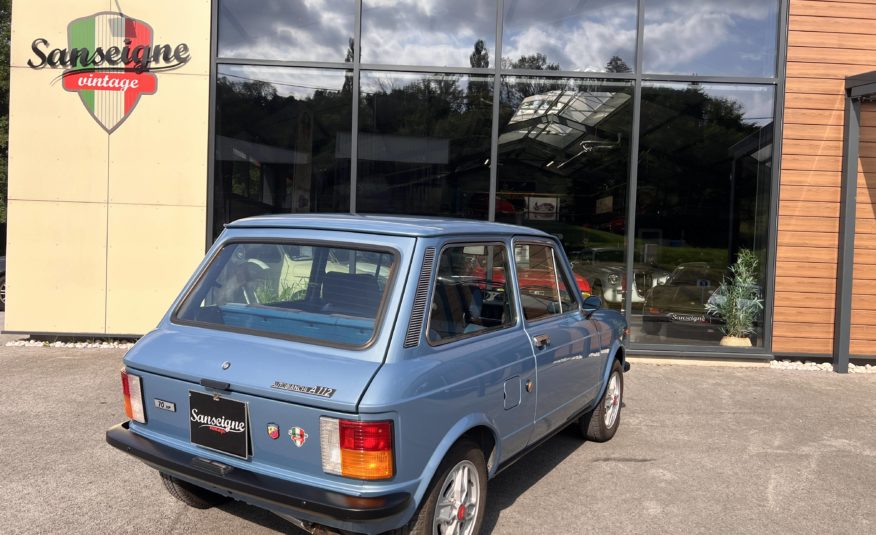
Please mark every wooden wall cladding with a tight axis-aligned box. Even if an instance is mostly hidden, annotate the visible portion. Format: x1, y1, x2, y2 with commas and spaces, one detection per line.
777, 0, 876, 356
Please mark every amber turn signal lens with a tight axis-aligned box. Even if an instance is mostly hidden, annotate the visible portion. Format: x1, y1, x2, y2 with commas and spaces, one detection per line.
340, 449, 394, 480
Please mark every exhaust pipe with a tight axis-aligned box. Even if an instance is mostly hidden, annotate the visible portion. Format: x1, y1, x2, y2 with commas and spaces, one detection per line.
275, 513, 344, 535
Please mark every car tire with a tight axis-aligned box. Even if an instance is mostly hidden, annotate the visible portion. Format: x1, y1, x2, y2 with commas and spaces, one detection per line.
160, 472, 230, 509
407, 439, 487, 535
579, 360, 623, 443
0, 275, 6, 311
642, 321, 662, 335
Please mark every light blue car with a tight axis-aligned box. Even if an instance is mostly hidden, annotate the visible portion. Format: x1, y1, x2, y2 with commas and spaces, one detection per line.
107, 214, 629, 535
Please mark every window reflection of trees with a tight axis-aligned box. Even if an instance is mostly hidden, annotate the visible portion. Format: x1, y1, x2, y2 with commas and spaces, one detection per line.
497, 78, 633, 247
214, 70, 353, 238
637, 84, 773, 272
356, 72, 493, 217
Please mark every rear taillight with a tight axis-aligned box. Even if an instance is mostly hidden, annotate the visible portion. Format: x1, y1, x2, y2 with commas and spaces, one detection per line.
320, 417, 393, 480
120, 369, 146, 423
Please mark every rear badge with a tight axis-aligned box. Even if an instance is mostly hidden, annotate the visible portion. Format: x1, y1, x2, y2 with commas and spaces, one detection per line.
267, 423, 280, 440
154, 399, 176, 412
271, 381, 336, 399
288, 427, 308, 448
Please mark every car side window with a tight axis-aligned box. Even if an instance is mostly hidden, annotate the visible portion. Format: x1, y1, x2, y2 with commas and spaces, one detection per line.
427, 244, 516, 344
514, 243, 576, 321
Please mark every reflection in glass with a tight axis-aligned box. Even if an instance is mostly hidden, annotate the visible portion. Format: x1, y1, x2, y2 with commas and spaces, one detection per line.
213, 66, 352, 239
502, 0, 637, 73
357, 71, 493, 217
643, 0, 779, 76
361, 0, 496, 67
497, 77, 634, 309
633, 83, 774, 347
218, 0, 355, 62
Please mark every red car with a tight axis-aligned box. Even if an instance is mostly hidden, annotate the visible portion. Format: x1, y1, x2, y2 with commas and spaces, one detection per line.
472, 265, 592, 299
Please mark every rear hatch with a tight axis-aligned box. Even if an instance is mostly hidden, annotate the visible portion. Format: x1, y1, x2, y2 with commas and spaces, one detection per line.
123, 326, 386, 481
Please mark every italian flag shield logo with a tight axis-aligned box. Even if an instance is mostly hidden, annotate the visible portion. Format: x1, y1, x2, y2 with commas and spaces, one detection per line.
288, 427, 309, 448
61, 12, 157, 133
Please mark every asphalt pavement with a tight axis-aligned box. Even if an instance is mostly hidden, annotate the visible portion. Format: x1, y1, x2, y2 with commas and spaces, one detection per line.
0, 343, 874, 535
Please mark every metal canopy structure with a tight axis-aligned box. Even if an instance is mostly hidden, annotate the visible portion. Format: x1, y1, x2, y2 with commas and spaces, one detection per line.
835, 70, 876, 373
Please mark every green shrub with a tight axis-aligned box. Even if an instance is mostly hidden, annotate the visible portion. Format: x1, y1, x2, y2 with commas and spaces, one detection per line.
705, 249, 763, 338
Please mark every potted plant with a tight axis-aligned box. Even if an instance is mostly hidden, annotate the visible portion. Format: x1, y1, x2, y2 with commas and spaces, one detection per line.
705, 249, 764, 347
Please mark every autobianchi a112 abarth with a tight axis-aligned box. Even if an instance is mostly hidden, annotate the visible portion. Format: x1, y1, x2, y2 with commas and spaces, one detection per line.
107, 215, 629, 535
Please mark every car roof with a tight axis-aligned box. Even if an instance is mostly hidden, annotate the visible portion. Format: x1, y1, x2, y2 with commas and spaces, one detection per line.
227, 214, 552, 239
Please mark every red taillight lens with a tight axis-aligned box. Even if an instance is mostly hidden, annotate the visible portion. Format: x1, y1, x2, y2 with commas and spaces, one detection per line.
120, 368, 146, 423
321, 417, 393, 480
339, 420, 392, 451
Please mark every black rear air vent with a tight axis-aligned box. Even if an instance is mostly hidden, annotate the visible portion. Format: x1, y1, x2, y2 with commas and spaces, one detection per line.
404, 247, 436, 348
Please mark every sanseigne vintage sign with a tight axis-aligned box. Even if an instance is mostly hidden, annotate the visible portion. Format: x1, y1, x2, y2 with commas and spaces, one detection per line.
27, 11, 191, 133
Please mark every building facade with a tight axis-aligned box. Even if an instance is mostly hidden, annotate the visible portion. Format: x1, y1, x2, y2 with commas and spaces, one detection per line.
7, 0, 875, 367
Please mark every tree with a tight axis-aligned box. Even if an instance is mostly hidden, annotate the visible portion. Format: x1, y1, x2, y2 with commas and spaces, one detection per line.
605, 55, 631, 73
0, 0, 10, 226
469, 39, 489, 69
342, 37, 354, 94
502, 53, 560, 71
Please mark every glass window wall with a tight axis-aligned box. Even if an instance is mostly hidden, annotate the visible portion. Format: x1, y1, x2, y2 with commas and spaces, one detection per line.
218, 0, 356, 63
632, 83, 774, 347
212, 0, 784, 353
213, 66, 352, 238
497, 77, 633, 310
502, 0, 638, 73
361, 0, 497, 67
356, 71, 493, 217
643, 0, 780, 77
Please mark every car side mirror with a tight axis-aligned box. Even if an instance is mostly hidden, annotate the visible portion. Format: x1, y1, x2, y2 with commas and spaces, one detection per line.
582, 295, 603, 311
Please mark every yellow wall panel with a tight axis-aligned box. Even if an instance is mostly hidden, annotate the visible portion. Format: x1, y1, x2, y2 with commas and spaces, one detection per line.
7, 0, 212, 335
8, 67, 109, 203
10, 0, 108, 68
4, 200, 107, 333
108, 73, 209, 207
105, 204, 206, 334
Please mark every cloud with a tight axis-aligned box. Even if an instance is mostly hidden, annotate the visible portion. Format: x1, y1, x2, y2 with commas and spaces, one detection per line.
643, 0, 779, 75
499, 0, 639, 71
219, 0, 355, 62
360, 0, 497, 66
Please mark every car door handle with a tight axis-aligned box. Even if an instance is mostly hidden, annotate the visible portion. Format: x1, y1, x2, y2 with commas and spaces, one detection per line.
533, 334, 550, 349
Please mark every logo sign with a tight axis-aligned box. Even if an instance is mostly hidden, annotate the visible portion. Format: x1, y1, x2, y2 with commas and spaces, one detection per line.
288, 427, 309, 448
267, 423, 280, 440
189, 391, 249, 459
27, 11, 191, 133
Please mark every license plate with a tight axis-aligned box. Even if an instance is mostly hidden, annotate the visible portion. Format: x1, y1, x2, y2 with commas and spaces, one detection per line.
189, 391, 250, 459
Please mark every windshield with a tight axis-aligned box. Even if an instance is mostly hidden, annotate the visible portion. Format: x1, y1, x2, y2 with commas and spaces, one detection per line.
174, 242, 397, 347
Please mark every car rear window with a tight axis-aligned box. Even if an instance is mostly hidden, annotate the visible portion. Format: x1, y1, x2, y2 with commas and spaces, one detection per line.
174, 242, 396, 347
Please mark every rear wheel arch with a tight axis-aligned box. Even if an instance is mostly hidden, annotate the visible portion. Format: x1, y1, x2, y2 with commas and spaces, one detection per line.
410, 417, 498, 507
460, 425, 497, 474
614, 345, 625, 367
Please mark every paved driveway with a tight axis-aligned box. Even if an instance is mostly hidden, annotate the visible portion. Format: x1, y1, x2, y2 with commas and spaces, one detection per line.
1, 346, 874, 534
